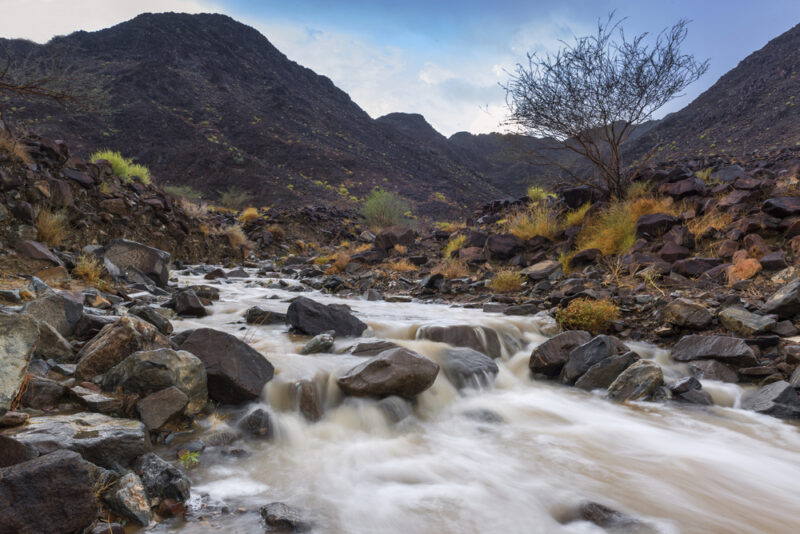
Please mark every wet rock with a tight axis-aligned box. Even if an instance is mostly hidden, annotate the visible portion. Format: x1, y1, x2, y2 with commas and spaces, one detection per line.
416, 324, 503, 359
486, 233, 525, 260
102, 238, 170, 288
671, 335, 757, 366
227, 267, 249, 278
177, 328, 274, 404
440, 347, 499, 389
20, 376, 66, 409
607, 360, 664, 402
287, 297, 367, 337
762, 278, 800, 318
0, 313, 39, 417
337, 347, 439, 399
762, 197, 800, 218
204, 268, 226, 280
244, 306, 287, 325
129, 304, 173, 335
0, 450, 97, 534
571, 501, 648, 530
69, 385, 122, 413
137, 387, 189, 429
574, 352, 639, 391
688, 360, 739, 383
661, 298, 712, 329
503, 303, 539, 316
135, 452, 190, 503
260, 502, 312, 532
35, 320, 75, 361
104, 472, 152, 526
1, 412, 148, 468
0, 434, 31, 467
529, 330, 592, 377
561, 335, 620, 385
374, 225, 416, 250
76, 316, 171, 379
300, 332, 335, 354
742, 381, 800, 419
174, 289, 208, 317
239, 408, 273, 439
295, 380, 322, 422
22, 292, 83, 337
348, 340, 400, 357
186, 285, 220, 301
636, 213, 678, 238
718, 307, 777, 336
103, 348, 207, 415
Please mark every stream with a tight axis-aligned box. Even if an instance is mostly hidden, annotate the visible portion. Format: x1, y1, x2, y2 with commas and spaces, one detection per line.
157, 271, 800, 534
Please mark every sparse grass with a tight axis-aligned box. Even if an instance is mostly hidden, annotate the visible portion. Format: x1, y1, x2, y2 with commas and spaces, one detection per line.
267, 224, 285, 241
555, 298, 620, 334
352, 243, 372, 254
179, 198, 208, 218
218, 186, 254, 211
393, 244, 408, 255
443, 235, 466, 258
0, 131, 31, 164
90, 150, 151, 184
224, 224, 248, 249
487, 269, 525, 292
72, 254, 107, 288
687, 210, 733, 238
361, 188, 410, 229
164, 184, 203, 199
564, 203, 591, 227
527, 185, 556, 201
435, 221, 466, 233
387, 258, 418, 272
239, 207, 259, 224
98, 182, 113, 195
314, 254, 334, 265
432, 258, 469, 279
326, 252, 351, 274
626, 180, 652, 200
505, 205, 561, 240
558, 250, 575, 274
35, 207, 70, 246
695, 167, 713, 183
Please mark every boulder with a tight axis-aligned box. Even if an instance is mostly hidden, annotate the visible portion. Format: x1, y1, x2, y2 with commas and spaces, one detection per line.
574, 352, 639, 391
529, 330, 591, 377
19, 377, 65, 410
174, 289, 207, 317
560, 185, 596, 208
762, 197, 800, 218
635, 213, 678, 238
759, 251, 787, 271
671, 335, 757, 366
439, 347, 499, 389
104, 472, 151, 526
135, 452, 191, 503
607, 360, 664, 402
287, 297, 367, 337
137, 387, 189, 430
658, 242, 691, 262
687, 360, 738, 383
741, 381, 800, 419
239, 408, 274, 439
522, 260, 561, 281
300, 332, 335, 355
1, 412, 149, 468
660, 298, 712, 329
712, 165, 747, 183
762, 278, 800, 318
177, 328, 274, 404
658, 177, 706, 199
486, 233, 524, 260
718, 307, 777, 336
260, 502, 312, 533
416, 324, 503, 359
12, 239, 62, 265
129, 305, 173, 335
0, 450, 97, 534
375, 226, 416, 250
244, 306, 287, 325
337, 347, 439, 399
0, 313, 39, 417
671, 258, 722, 278
22, 292, 83, 337
102, 239, 170, 288
348, 340, 401, 357
76, 316, 171, 379
561, 335, 621, 384
34, 321, 74, 361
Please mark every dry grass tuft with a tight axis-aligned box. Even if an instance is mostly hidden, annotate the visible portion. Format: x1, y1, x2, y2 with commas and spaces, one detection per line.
326, 252, 351, 274
443, 235, 466, 258
556, 298, 620, 334
505, 205, 561, 240
386, 258, 417, 272
72, 254, 106, 288
687, 210, 733, 238
564, 203, 591, 227
267, 224, 285, 241
527, 185, 556, 201
435, 221, 466, 233
432, 258, 469, 279
35, 207, 71, 246
626, 180, 652, 200
224, 224, 248, 249
487, 268, 525, 292
0, 132, 32, 164
239, 207, 259, 224
393, 244, 408, 255
352, 243, 373, 254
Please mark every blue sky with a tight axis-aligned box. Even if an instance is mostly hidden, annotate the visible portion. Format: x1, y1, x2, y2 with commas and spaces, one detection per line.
1, 0, 799, 135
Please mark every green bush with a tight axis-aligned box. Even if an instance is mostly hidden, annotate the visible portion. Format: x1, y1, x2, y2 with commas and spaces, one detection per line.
527, 185, 556, 201
361, 188, 410, 228
556, 298, 620, 334
218, 186, 254, 210
164, 184, 203, 199
90, 149, 151, 184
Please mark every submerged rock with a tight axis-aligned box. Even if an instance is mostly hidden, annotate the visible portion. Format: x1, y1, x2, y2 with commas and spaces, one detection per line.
300, 332, 335, 355
135, 452, 191, 503
337, 347, 439, 399
416, 324, 503, 359
440, 347, 499, 389
239, 408, 273, 439
244, 306, 287, 325
287, 297, 367, 337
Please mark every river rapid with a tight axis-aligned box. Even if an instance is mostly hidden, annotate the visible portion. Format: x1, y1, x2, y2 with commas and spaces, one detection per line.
158, 271, 800, 534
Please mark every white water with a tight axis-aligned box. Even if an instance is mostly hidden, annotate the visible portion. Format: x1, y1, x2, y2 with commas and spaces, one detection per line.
159, 272, 800, 534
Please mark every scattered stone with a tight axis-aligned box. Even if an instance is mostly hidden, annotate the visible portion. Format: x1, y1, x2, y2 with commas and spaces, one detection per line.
607, 360, 664, 402
174, 289, 208, 317
300, 332, 335, 354
636, 213, 678, 238
718, 307, 777, 336
375, 226, 416, 250
137, 387, 189, 429
0, 313, 39, 417
522, 260, 561, 280
12, 239, 62, 265
260, 502, 312, 532
661, 298, 712, 329
287, 297, 367, 337
762, 197, 800, 218
742, 381, 800, 419
672, 258, 723, 278
337, 347, 439, 399
440, 347, 499, 389
348, 340, 400, 357
486, 233, 525, 260
671, 335, 757, 366
763, 278, 800, 318
129, 304, 173, 335
529, 330, 592, 377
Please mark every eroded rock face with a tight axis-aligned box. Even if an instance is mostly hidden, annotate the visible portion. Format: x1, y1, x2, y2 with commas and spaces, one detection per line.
102, 238, 171, 288
287, 297, 367, 337
0, 450, 97, 534
337, 347, 439, 399
0, 313, 39, 417
607, 360, 664, 402
416, 324, 504, 359
177, 328, 274, 404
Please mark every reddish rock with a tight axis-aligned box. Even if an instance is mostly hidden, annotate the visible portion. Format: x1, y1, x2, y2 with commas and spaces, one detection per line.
743, 233, 769, 258
717, 240, 739, 259
12, 240, 62, 265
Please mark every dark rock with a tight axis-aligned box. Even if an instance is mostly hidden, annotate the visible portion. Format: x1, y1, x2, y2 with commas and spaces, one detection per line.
560, 185, 596, 208
0, 313, 39, 417
486, 233, 524, 260
688, 360, 739, 383
718, 307, 777, 336
74, 312, 117, 341
762, 278, 800, 318
226, 267, 249, 278
529, 330, 592, 377
569, 248, 601, 269
0, 450, 97, 533
129, 305, 173, 335
348, 340, 401, 357
440, 347, 499, 389
375, 226, 416, 250
658, 177, 706, 199
561, 335, 620, 384
135, 452, 191, 503
177, 328, 274, 404
103, 472, 151, 525
772, 320, 799, 337
659, 242, 691, 262
676, 388, 714, 405
204, 268, 226, 280
660, 298, 712, 329
337, 347, 439, 399
671, 258, 723, 278
239, 408, 273, 439
671, 335, 757, 366
137, 387, 189, 429
12, 240, 62, 265
759, 251, 787, 271
742, 381, 800, 419
762, 197, 800, 218
244, 306, 287, 325
0, 434, 31, 467
260, 502, 312, 532
22, 292, 83, 337
574, 352, 639, 391
300, 332, 335, 354
69, 385, 122, 413
636, 213, 678, 238
607, 360, 664, 402
35, 320, 74, 361
416, 324, 503, 359
20, 377, 65, 409
287, 297, 367, 337
174, 289, 207, 317
102, 239, 170, 288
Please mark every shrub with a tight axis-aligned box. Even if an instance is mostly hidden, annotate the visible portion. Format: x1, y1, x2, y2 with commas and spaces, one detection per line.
224, 224, 248, 249
218, 186, 254, 211
164, 184, 203, 199
443, 235, 466, 258
393, 244, 408, 255
35, 207, 70, 246
90, 150, 151, 184
239, 207, 259, 224
527, 185, 556, 201
556, 298, 620, 334
327, 252, 351, 274
267, 224, 286, 241
506, 205, 560, 240
0, 131, 31, 164
387, 258, 417, 272
626, 180, 652, 200
432, 258, 469, 279
564, 203, 591, 227
72, 254, 105, 286
487, 269, 525, 292
558, 250, 575, 274
361, 188, 410, 229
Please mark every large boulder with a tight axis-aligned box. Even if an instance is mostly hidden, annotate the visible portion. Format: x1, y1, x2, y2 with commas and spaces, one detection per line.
0, 450, 97, 534
374, 226, 416, 250
660, 298, 712, 329
75, 316, 171, 379
337, 347, 439, 399
561, 335, 621, 384
529, 330, 591, 377
574, 352, 639, 391
607, 360, 664, 402
671, 258, 723, 278
718, 307, 777, 336
22, 292, 83, 337
742, 381, 800, 419
174, 289, 207, 317
0, 313, 39, 417
486, 233, 524, 260
287, 297, 367, 337
177, 328, 274, 404
103, 348, 207, 415
101, 239, 171, 288
762, 278, 800, 318
635, 213, 678, 238
416, 324, 504, 359
34, 321, 74, 361
1, 412, 149, 468
671, 335, 757, 366
439, 347, 499, 389
762, 197, 800, 218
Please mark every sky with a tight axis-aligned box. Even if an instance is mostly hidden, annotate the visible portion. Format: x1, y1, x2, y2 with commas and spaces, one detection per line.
1, 0, 799, 136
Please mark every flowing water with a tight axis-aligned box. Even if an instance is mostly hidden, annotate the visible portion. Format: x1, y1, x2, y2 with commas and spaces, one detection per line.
158, 271, 800, 534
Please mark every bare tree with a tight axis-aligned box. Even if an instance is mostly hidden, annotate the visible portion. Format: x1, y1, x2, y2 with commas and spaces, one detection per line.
504, 13, 709, 199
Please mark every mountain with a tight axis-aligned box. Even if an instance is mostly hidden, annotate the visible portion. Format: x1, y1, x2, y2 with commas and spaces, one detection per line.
0, 12, 523, 217
627, 22, 800, 162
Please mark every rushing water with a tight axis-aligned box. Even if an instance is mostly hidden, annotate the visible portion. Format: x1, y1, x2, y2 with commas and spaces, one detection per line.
157, 271, 800, 534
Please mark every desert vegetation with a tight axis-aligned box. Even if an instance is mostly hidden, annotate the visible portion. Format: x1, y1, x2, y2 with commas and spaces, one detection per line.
90, 150, 151, 184
361, 188, 410, 229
